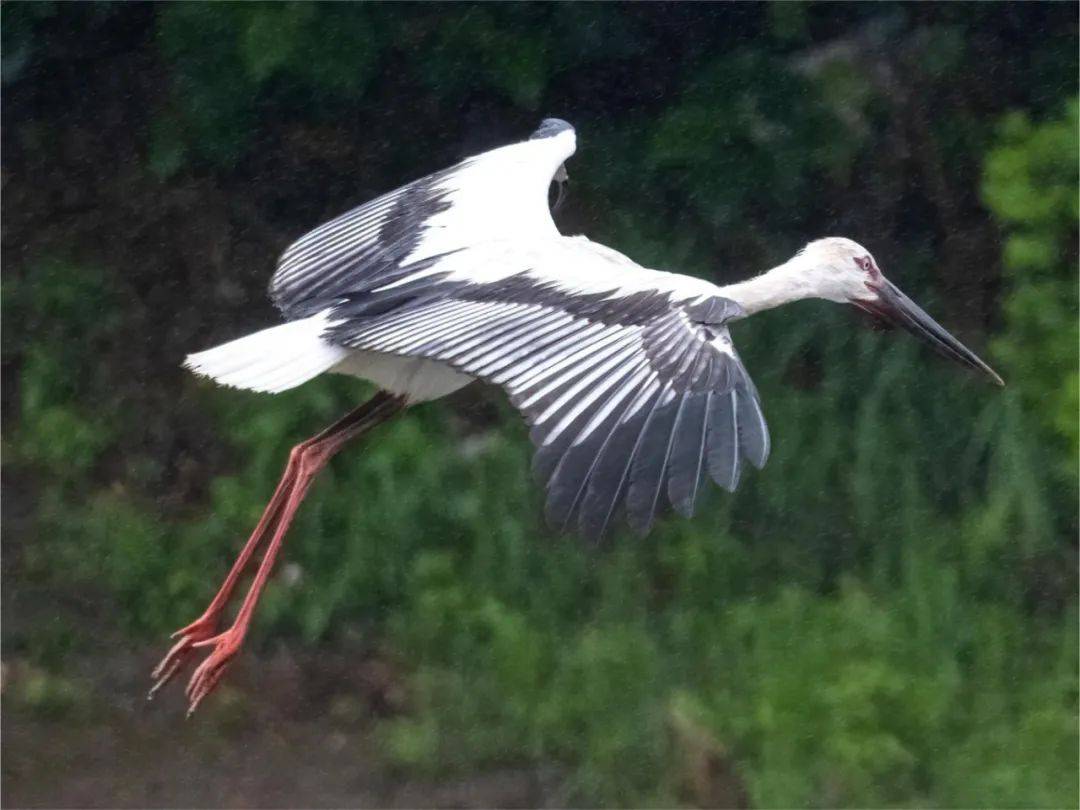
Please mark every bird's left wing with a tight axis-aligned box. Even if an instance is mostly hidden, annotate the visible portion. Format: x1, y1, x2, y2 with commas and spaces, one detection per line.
269, 119, 576, 320
324, 238, 770, 540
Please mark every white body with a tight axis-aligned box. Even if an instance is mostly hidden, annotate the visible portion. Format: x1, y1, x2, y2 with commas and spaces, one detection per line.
186, 123, 880, 405
186, 234, 861, 403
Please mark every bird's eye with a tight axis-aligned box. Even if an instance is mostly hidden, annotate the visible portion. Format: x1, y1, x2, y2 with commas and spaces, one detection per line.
856, 256, 871, 271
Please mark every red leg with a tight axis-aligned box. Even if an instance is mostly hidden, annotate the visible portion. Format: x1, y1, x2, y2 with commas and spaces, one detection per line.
148, 391, 405, 711
184, 440, 332, 714
148, 455, 299, 697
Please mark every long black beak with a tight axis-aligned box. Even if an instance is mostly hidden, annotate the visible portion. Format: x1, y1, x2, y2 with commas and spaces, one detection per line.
857, 280, 1004, 386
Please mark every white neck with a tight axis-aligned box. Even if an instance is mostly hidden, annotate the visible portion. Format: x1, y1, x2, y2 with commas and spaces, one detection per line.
716, 257, 819, 317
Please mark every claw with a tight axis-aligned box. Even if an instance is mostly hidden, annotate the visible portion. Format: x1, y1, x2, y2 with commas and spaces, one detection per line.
186, 660, 230, 717
148, 613, 243, 715
147, 615, 220, 701
147, 655, 184, 701
183, 628, 244, 714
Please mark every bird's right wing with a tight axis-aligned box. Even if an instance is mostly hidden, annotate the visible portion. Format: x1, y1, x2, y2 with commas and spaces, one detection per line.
269, 120, 576, 320
324, 238, 770, 540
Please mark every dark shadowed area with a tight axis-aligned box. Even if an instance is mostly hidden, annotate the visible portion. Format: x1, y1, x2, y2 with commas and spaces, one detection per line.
2, 3, 1077, 808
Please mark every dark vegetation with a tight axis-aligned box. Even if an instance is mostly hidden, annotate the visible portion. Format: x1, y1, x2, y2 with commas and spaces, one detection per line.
2, 4, 1077, 807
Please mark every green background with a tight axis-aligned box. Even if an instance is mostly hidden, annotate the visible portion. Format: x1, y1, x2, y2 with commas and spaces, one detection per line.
2, 3, 1076, 807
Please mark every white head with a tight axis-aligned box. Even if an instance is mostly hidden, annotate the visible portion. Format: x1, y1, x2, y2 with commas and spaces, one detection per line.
723, 235, 1003, 385
790, 236, 883, 304
793, 236, 1003, 384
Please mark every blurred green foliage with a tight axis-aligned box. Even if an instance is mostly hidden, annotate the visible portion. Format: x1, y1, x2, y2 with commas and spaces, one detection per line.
153, 3, 384, 170
3, 4, 1077, 807
983, 98, 1080, 459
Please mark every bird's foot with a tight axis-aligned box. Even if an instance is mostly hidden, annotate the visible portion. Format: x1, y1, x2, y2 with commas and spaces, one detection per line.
147, 614, 219, 702
183, 626, 247, 717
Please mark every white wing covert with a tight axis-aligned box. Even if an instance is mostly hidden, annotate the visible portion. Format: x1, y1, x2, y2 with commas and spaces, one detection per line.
269, 119, 576, 319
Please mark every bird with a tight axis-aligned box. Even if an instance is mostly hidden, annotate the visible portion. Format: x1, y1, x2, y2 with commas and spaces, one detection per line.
149, 117, 1003, 714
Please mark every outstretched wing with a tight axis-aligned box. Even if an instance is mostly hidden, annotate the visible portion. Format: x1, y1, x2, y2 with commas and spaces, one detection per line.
269, 119, 576, 319
324, 237, 770, 541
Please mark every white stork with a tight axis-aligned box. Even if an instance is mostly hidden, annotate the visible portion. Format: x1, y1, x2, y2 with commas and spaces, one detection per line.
150, 118, 1002, 714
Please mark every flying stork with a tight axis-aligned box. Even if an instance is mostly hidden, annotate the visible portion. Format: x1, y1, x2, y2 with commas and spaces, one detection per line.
150, 118, 1002, 714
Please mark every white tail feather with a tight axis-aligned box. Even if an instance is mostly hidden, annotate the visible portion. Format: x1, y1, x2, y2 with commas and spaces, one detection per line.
184, 312, 348, 393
